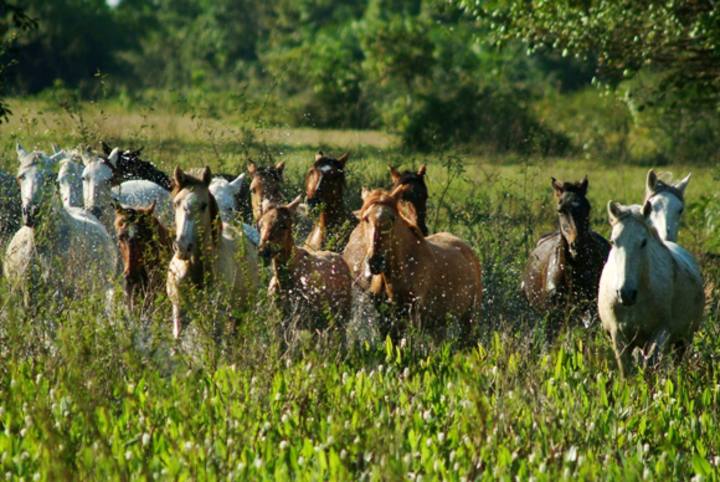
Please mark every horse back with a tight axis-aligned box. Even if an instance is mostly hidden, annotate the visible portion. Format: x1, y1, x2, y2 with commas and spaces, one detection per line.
424, 232, 483, 310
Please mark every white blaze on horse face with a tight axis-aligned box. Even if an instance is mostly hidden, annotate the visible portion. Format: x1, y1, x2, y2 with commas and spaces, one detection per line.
647, 191, 683, 242
82, 160, 113, 214
17, 164, 42, 212
364, 205, 394, 274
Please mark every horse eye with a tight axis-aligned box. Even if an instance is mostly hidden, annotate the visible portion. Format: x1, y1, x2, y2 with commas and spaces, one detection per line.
200, 202, 208, 211
640, 239, 647, 248
679, 207, 684, 214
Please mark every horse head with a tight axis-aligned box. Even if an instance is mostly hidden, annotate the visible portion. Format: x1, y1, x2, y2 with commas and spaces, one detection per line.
82, 147, 119, 219
171, 166, 220, 261
114, 201, 158, 286
606, 200, 660, 306
551, 176, 591, 257
305, 151, 348, 210
247, 160, 285, 222
644, 169, 690, 242
390, 164, 428, 235
257, 195, 302, 261
15, 144, 56, 227
355, 184, 418, 276
209, 174, 245, 224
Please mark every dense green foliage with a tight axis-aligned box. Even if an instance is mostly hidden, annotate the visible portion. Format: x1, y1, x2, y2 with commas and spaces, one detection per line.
2, 103, 720, 479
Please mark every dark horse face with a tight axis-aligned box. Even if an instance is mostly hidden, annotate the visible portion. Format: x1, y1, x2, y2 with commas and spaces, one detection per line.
390, 164, 428, 236
305, 151, 348, 209
551, 176, 591, 256
114, 202, 159, 287
248, 161, 285, 222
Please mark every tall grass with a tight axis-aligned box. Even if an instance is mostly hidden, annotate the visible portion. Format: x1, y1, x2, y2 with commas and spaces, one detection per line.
1, 100, 719, 479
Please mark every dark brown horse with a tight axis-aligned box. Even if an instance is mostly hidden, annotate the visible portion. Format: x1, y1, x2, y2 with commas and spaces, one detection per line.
390, 164, 429, 236
113, 201, 173, 310
522, 176, 610, 326
247, 160, 285, 222
304, 151, 354, 251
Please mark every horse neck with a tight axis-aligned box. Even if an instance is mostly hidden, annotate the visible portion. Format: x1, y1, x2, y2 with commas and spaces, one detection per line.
382, 219, 428, 294
33, 187, 65, 236
271, 244, 300, 290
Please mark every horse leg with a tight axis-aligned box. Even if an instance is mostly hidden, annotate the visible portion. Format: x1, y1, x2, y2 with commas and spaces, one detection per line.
644, 329, 671, 369
172, 303, 186, 339
611, 331, 632, 378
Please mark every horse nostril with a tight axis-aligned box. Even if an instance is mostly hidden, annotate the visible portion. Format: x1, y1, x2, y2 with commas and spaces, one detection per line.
618, 288, 638, 306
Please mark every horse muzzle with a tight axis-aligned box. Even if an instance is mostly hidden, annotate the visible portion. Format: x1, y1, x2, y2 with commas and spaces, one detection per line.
617, 287, 638, 306
21, 205, 37, 227
173, 240, 193, 261
89, 206, 103, 220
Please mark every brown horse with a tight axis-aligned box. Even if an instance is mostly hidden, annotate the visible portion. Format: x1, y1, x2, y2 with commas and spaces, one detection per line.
247, 160, 285, 222
114, 201, 173, 310
522, 176, 610, 325
167, 166, 259, 338
304, 151, 354, 251
390, 164, 429, 236
350, 186, 482, 337
258, 196, 352, 327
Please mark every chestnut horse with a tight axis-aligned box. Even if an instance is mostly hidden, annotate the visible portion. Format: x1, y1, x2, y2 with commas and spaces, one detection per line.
522, 177, 610, 326
390, 164, 429, 236
258, 196, 352, 328
350, 186, 482, 337
167, 167, 259, 338
247, 160, 285, 222
114, 202, 173, 311
304, 151, 354, 251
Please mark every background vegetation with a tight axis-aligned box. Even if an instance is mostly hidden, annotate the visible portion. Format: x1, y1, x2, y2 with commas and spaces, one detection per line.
2, 0, 719, 162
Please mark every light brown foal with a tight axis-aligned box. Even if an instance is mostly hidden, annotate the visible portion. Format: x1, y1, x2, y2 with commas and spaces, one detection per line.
258, 196, 352, 328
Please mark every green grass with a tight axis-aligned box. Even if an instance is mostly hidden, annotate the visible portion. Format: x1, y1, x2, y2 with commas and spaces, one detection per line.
1, 98, 720, 480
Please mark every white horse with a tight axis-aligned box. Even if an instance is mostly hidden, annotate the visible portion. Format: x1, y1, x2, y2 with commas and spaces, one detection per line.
167, 167, 259, 339
644, 169, 691, 242
598, 201, 704, 377
82, 148, 173, 233
4, 145, 116, 303
54, 148, 85, 209
208, 174, 260, 246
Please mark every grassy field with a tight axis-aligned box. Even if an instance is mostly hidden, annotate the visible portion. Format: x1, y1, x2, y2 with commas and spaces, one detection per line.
1, 99, 720, 480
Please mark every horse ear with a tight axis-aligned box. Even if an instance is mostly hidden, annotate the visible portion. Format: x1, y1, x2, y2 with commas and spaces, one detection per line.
579, 175, 588, 195
173, 166, 186, 188
286, 195, 303, 214
607, 201, 623, 224
642, 199, 652, 219
389, 165, 401, 184
551, 177, 563, 198
110, 199, 123, 212
229, 173, 245, 192
16, 143, 27, 157
675, 173, 691, 194
337, 152, 349, 166
51, 144, 61, 154
390, 183, 410, 202
143, 200, 157, 214
353, 209, 362, 220
201, 166, 212, 185
361, 187, 370, 201
315, 151, 324, 162
101, 141, 112, 156
247, 161, 257, 175
646, 169, 658, 195
107, 148, 120, 168
417, 164, 427, 177
275, 161, 285, 175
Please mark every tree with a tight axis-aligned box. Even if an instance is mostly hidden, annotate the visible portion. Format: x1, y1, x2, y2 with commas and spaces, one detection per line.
456, 0, 720, 107
0, 1, 36, 121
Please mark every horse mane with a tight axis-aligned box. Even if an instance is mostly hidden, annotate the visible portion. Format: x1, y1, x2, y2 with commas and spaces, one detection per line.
359, 189, 425, 239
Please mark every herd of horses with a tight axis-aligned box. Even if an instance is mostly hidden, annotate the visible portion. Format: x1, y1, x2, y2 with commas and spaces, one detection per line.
0, 143, 706, 376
